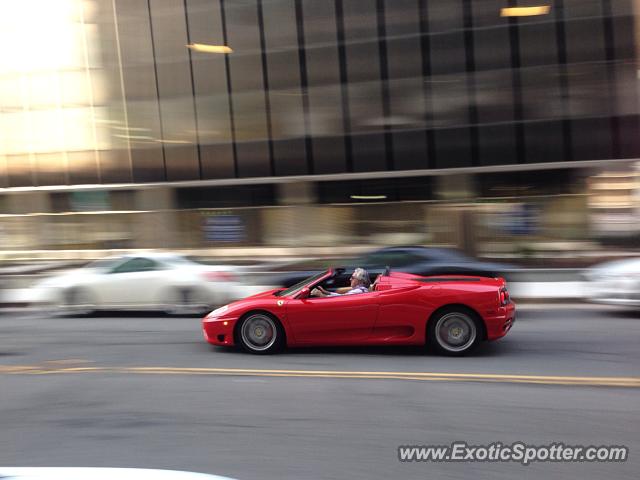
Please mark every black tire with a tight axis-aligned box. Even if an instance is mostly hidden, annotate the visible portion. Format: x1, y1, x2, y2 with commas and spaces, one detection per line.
427, 306, 482, 356
236, 312, 285, 354
63, 287, 95, 316
166, 287, 211, 316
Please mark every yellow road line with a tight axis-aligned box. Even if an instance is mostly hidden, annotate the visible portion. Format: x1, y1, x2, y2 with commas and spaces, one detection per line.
0, 364, 638, 387
122, 367, 640, 382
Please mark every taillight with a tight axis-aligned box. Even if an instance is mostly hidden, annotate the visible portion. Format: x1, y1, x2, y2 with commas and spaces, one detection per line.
499, 287, 509, 306
203, 271, 235, 282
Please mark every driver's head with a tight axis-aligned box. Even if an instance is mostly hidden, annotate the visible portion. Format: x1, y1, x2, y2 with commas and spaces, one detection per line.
350, 268, 371, 287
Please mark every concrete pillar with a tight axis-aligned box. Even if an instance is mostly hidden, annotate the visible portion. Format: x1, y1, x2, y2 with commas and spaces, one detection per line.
263, 182, 317, 246
434, 174, 478, 254
4, 192, 51, 214
434, 174, 476, 201
0, 192, 53, 250
134, 187, 175, 211
131, 187, 179, 248
277, 181, 316, 206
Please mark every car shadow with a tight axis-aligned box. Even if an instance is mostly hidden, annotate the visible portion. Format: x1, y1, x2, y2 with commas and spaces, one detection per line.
55, 310, 205, 319
0, 351, 25, 357
602, 308, 640, 319
210, 341, 509, 357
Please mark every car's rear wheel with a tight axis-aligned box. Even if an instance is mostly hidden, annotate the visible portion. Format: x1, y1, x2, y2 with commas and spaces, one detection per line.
237, 312, 284, 354
427, 308, 481, 356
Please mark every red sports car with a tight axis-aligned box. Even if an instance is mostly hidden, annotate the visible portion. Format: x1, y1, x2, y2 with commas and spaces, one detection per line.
202, 268, 515, 356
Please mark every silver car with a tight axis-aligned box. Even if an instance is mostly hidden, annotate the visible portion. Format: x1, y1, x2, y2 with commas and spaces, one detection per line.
584, 258, 640, 307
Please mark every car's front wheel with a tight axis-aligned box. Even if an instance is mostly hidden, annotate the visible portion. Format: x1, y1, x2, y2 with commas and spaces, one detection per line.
165, 287, 212, 316
63, 287, 95, 316
427, 307, 482, 356
237, 312, 284, 354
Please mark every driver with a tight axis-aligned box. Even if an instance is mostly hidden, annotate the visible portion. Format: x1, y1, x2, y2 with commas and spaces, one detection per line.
311, 268, 371, 297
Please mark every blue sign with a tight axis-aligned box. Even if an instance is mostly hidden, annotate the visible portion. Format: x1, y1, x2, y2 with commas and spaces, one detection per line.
203, 215, 246, 243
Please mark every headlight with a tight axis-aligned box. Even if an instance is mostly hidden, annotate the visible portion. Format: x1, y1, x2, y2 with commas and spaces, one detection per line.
209, 305, 228, 317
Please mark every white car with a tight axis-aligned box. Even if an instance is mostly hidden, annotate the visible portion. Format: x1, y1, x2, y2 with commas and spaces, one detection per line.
0, 468, 235, 480
584, 257, 640, 307
31, 253, 243, 314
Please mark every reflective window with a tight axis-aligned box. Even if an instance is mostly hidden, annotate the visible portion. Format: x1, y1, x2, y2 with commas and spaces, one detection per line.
302, 0, 348, 175
524, 120, 565, 163
111, 257, 160, 274
225, 0, 270, 177
186, 0, 235, 179
149, 0, 199, 181
262, 0, 308, 175
385, 0, 428, 169
343, 0, 386, 172
116, 0, 165, 182
0, 0, 638, 187
518, 19, 559, 68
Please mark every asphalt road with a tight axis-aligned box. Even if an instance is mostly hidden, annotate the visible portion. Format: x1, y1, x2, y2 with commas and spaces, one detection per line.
0, 306, 638, 480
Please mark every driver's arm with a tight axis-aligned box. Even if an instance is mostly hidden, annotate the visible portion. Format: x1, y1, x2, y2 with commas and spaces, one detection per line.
311, 286, 334, 297
314, 285, 340, 296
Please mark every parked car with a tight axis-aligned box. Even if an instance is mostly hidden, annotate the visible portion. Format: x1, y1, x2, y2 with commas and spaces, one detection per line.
203, 267, 515, 356
584, 257, 640, 307
272, 246, 514, 288
30, 253, 243, 314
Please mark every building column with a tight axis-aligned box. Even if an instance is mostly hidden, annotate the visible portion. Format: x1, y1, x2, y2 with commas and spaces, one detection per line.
261, 182, 316, 246
0, 192, 52, 250
4, 192, 51, 214
131, 187, 179, 248
434, 174, 478, 255
434, 173, 476, 201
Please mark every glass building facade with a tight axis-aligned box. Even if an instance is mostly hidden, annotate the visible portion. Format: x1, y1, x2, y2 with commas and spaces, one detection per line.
0, 0, 639, 188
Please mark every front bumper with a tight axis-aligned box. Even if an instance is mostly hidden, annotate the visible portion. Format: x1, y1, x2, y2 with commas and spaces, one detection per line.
202, 316, 238, 346
484, 302, 516, 341
585, 278, 640, 307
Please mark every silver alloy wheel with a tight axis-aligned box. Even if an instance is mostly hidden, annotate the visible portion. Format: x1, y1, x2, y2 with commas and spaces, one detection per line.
434, 311, 477, 353
241, 314, 277, 352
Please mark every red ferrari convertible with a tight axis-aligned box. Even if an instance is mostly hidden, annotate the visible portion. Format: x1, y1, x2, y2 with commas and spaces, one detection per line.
202, 268, 515, 356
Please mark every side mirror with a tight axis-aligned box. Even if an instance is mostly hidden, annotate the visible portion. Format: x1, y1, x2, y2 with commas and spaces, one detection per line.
297, 287, 311, 299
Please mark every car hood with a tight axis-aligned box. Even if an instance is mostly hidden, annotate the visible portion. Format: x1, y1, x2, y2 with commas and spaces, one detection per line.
33, 269, 99, 288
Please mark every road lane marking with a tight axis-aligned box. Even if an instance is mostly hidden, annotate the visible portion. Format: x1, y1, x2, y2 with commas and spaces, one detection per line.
0, 364, 638, 387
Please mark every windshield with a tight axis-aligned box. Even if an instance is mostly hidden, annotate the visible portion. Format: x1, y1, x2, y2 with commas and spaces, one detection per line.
275, 271, 329, 297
